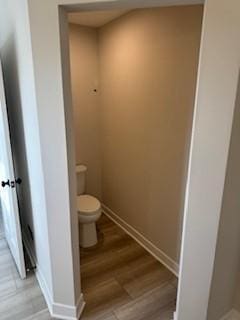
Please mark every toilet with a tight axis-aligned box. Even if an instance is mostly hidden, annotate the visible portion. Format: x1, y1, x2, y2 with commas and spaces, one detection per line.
76, 164, 102, 248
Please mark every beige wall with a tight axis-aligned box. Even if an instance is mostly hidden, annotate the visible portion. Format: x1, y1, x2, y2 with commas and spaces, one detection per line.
69, 24, 102, 199
99, 6, 203, 263
70, 5, 202, 264
207, 74, 240, 320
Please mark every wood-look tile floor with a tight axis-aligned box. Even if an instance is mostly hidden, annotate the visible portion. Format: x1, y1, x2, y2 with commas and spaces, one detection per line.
0, 213, 177, 320
0, 237, 50, 320
80, 214, 177, 320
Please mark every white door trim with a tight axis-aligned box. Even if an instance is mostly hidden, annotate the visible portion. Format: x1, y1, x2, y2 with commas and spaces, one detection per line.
175, 0, 240, 319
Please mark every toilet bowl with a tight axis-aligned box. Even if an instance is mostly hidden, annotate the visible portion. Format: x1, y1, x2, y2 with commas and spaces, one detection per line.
76, 165, 102, 248
77, 195, 102, 248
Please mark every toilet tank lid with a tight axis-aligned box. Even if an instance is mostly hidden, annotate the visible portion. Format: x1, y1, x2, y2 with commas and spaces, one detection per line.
76, 164, 87, 173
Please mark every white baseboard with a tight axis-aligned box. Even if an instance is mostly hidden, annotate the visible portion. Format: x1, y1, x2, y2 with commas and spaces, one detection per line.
51, 294, 85, 320
102, 204, 179, 276
22, 229, 53, 313
22, 229, 85, 320
220, 309, 240, 320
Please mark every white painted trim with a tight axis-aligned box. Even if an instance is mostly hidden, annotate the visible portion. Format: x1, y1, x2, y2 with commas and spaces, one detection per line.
22, 229, 53, 313
35, 263, 54, 316
219, 309, 240, 320
102, 204, 179, 276
76, 294, 86, 320
64, 0, 204, 12
51, 294, 85, 320
22, 229, 85, 320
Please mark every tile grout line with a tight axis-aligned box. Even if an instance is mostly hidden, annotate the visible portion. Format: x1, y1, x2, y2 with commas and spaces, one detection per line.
81, 215, 177, 320
23, 308, 49, 320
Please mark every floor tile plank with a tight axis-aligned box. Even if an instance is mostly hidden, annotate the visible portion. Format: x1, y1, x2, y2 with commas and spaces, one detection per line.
81, 278, 132, 320
80, 214, 177, 320
114, 284, 176, 320
0, 212, 177, 320
0, 213, 49, 320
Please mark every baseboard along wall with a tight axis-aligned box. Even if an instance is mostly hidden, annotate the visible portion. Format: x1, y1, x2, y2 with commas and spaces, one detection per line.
22, 229, 85, 320
102, 204, 179, 277
220, 309, 240, 320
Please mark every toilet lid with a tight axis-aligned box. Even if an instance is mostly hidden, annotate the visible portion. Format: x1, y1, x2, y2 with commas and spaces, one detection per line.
77, 195, 101, 214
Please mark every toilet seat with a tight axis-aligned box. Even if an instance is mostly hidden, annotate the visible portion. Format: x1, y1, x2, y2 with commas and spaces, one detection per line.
77, 195, 101, 215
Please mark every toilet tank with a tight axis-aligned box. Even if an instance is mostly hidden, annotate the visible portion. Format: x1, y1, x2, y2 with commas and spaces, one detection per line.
76, 164, 87, 195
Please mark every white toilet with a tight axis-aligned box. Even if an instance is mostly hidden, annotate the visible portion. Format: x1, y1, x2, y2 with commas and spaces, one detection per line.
76, 164, 102, 248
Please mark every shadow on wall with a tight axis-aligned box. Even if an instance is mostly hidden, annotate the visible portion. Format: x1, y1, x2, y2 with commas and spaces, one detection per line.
1, 33, 36, 255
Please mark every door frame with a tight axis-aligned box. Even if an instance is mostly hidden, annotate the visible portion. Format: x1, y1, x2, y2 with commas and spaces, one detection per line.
59, 1, 204, 318
26, 0, 240, 319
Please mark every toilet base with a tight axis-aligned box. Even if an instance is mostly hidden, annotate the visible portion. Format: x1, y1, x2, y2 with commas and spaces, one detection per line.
79, 222, 98, 248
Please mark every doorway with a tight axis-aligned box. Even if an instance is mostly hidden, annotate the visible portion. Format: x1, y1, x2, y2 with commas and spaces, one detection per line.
60, 4, 203, 319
